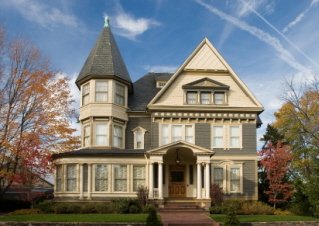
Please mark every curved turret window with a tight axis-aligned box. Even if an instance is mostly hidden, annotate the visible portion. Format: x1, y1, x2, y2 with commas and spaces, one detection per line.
82, 83, 90, 106
95, 81, 108, 102
115, 83, 125, 106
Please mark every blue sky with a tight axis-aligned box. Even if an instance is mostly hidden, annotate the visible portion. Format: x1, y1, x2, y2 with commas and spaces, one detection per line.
1, 0, 319, 147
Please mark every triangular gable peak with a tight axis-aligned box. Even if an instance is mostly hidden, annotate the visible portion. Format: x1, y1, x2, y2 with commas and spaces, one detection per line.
147, 140, 214, 155
182, 77, 229, 90
148, 38, 263, 109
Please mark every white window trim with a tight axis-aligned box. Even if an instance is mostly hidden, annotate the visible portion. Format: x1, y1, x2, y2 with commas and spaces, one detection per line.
94, 120, 109, 147
112, 164, 129, 193
82, 123, 91, 147
211, 124, 242, 149
93, 164, 109, 192
81, 82, 90, 106
132, 127, 147, 149
159, 124, 195, 146
132, 165, 146, 192
184, 90, 228, 105
114, 82, 125, 106
211, 161, 244, 194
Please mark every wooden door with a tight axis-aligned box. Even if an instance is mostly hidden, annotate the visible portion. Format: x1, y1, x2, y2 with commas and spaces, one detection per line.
169, 165, 186, 197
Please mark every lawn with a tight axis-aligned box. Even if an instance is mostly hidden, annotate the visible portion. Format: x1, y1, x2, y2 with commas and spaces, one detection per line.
211, 214, 318, 223
0, 214, 147, 222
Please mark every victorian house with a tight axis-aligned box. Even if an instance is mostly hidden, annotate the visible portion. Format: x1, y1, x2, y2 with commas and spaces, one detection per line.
52, 20, 263, 209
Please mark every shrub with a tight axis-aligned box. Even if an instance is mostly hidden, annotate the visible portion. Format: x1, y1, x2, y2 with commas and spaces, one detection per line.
95, 203, 112, 214
111, 198, 141, 214
81, 203, 98, 213
222, 200, 244, 213
34, 200, 53, 213
209, 206, 225, 214
274, 209, 293, 216
137, 186, 149, 209
224, 208, 240, 226
129, 204, 140, 213
238, 201, 274, 215
143, 204, 154, 213
146, 207, 161, 226
53, 203, 69, 214
210, 184, 224, 206
8, 208, 42, 215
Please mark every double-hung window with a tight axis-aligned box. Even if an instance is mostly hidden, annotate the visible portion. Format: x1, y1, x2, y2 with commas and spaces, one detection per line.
95, 81, 108, 102
161, 125, 169, 145
56, 165, 63, 192
95, 164, 108, 191
160, 124, 194, 145
200, 92, 211, 104
114, 165, 127, 192
214, 92, 225, 104
95, 123, 108, 146
66, 164, 77, 192
212, 126, 224, 148
212, 125, 241, 149
115, 84, 125, 106
113, 125, 123, 148
83, 125, 90, 147
133, 166, 146, 191
186, 91, 197, 104
230, 167, 241, 193
213, 167, 224, 189
185, 125, 193, 143
230, 126, 240, 148
82, 83, 90, 106
172, 125, 182, 142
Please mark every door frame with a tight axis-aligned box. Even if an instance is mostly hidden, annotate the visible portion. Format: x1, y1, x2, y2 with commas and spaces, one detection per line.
168, 164, 186, 197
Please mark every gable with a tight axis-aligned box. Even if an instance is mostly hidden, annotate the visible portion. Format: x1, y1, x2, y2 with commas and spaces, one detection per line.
148, 38, 263, 110
182, 77, 229, 90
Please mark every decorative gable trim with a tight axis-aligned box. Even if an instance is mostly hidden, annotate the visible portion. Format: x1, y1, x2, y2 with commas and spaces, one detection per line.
147, 38, 263, 109
182, 77, 230, 90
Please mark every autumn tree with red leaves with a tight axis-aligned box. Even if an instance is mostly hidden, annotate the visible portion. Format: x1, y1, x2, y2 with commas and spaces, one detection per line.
0, 27, 80, 198
259, 141, 294, 208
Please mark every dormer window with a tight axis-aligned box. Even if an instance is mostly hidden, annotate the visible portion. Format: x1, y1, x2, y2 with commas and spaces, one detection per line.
82, 83, 90, 106
115, 83, 125, 106
132, 127, 147, 149
186, 91, 197, 104
95, 81, 108, 102
200, 92, 211, 104
214, 92, 225, 105
156, 81, 167, 88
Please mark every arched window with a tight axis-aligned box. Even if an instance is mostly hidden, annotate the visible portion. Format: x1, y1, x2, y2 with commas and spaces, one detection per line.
132, 127, 147, 149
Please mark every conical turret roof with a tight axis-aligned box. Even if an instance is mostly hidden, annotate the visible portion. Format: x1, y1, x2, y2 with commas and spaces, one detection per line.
76, 24, 131, 87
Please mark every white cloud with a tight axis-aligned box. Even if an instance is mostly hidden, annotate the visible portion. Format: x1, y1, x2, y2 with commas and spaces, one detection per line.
143, 65, 177, 73
3, 0, 79, 28
110, 11, 161, 40
282, 0, 319, 33
196, 0, 311, 74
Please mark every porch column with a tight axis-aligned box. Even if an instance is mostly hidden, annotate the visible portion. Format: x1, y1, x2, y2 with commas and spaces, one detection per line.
79, 163, 83, 200
87, 163, 92, 200
158, 162, 163, 199
197, 163, 202, 199
149, 163, 154, 199
205, 163, 210, 199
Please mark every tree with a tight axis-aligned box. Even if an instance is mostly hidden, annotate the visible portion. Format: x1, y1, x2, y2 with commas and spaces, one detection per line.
274, 78, 319, 215
259, 141, 293, 208
0, 27, 80, 198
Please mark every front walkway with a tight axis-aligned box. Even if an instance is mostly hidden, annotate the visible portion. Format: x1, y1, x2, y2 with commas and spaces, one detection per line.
159, 211, 219, 226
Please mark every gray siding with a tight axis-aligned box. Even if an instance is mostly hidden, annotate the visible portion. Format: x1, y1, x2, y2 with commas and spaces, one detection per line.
125, 117, 151, 150
195, 123, 210, 149
151, 122, 159, 148
243, 160, 257, 197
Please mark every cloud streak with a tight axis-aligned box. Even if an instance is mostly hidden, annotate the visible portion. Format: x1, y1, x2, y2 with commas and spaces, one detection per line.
110, 11, 161, 40
143, 64, 177, 73
3, 0, 80, 28
282, 0, 319, 33
196, 0, 310, 74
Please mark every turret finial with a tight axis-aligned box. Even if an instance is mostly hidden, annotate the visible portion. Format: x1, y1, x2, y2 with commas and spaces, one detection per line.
104, 16, 110, 28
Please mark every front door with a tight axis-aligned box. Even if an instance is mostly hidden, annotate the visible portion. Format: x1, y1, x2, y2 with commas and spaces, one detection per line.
169, 165, 186, 197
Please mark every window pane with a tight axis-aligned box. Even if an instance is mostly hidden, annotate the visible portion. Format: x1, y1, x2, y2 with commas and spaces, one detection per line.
135, 130, 143, 149
161, 125, 169, 145
83, 84, 89, 95
66, 165, 77, 192
133, 166, 145, 191
95, 164, 108, 191
185, 125, 193, 143
96, 81, 108, 91
172, 125, 182, 142
213, 168, 223, 189
213, 126, 223, 147
214, 93, 225, 104
114, 165, 127, 192
187, 92, 197, 104
230, 168, 240, 192
95, 124, 108, 146
82, 95, 89, 105
84, 125, 90, 147
113, 125, 123, 148
230, 126, 240, 147
200, 92, 210, 104
82, 84, 90, 105
115, 84, 125, 106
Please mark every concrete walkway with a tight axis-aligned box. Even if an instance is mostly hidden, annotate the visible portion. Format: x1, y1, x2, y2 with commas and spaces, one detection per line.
159, 211, 219, 226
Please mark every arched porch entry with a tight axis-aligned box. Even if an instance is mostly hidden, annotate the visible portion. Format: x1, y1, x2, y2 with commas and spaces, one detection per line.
146, 141, 214, 207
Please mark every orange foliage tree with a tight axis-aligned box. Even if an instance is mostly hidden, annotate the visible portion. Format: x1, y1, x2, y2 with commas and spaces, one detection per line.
0, 27, 80, 197
259, 142, 293, 208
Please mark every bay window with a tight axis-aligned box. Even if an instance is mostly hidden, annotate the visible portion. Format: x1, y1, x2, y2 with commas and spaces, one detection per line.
95, 123, 108, 146
56, 165, 63, 192
83, 125, 90, 147
95, 164, 108, 191
113, 125, 123, 148
115, 83, 125, 106
114, 165, 127, 192
82, 83, 90, 106
95, 81, 108, 102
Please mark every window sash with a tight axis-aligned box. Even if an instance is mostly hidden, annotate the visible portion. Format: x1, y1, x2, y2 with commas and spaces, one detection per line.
84, 125, 90, 147
186, 92, 197, 104
230, 168, 240, 192
200, 92, 211, 104
212, 126, 223, 148
172, 125, 182, 142
133, 166, 145, 191
213, 168, 223, 189
113, 125, 123, 148
82, 84, 90, 105
214, 93, 225, 104
66, 165, 77, 192
95, 164, 108, 191
161, 125, 169, 145
95, 81, 108, 102
56, 165, 63, 192
115, 84, 125, 105
114, 165, 127, 192
95, 124, 108, 146
185, 125, 193, 143
230, 126, 240, 148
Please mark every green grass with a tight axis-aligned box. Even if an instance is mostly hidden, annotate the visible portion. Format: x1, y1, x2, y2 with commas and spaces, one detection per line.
0, 214, 147, 222
211, 214, 318, 223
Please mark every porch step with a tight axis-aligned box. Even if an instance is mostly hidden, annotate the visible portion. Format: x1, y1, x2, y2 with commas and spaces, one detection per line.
160, 202, 205, 212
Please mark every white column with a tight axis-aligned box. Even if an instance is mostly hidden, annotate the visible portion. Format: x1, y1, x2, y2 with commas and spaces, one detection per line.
79, 164, 83, 200
158, 162, 163, 199
87, 164, 92, 200
149, 163, 154, 199
205, 163, 210, 199
197, 163, 202, 199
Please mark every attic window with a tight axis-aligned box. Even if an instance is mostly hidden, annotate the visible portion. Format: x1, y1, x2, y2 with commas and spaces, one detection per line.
156, 81, 167, 88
